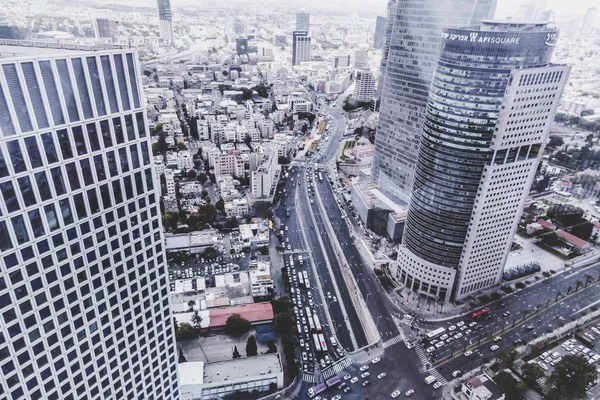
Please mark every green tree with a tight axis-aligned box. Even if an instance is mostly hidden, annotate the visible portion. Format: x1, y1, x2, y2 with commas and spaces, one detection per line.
197, 204, 217, 225
224, 217, 239, 229
188, 169, 197, 179
197, 173, 208, 184
191, 310, 203, 331
549, 355, 598, 400
177, 142, 188, 151
241, 88, 253, 100
176, 323, 197, 341
232, 345, 241, 359
272, 297, 290, 314
178, 348, 187, 363
497, 347, 518, 368
521, 362, 545, 385
266, 341, 277, 353
274, 312, 294, 336
187, 300, 195, 312
246, 335, 258, 356
216, 198, 225, 211
225, 314, 251, 336
494, 371, 525, 400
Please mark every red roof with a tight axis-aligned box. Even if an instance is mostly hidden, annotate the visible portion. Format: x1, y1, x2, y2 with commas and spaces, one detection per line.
209, 302, 274, 328
593, 221, 600, 230
556, 229, 589, 249
537, 219, 554, 229
467, 378, 483, 388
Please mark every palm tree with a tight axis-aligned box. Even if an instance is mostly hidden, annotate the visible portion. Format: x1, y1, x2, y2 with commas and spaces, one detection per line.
575, 280, 583, 291
584, 274, 594, 287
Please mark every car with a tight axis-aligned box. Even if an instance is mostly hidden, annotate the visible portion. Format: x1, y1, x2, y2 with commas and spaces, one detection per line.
405, 389, 415, 397
371, 357, 381, 364
464, 350, 473, 357
361, 380, 371, 387
337, 382, 346, 390
490, 345, 499, 351
539, 362, 548, 371
452, 370, 462, 378
378, 373, 387, 379
320, 359, 326, 368
350, 377, 359, 384
361, 372, 370, 379
392, 390, 401, 398
494, 336, 502, 342
435, 342, 445, 349
457, 321, 465, 327
359, 365, 369, 372
343, 387, 352, 393
440, 334, 449, 340
332, 396, 341, 400
308, 388, 315, 397
433, 382, 443, 389
343, 374, 351, 381
327, 292, 332, 299
302, 352, 307, 361
469, 322, 478, 327
448, 325, 457, 331
454, 333, 463, 339
426, 346, 435, 353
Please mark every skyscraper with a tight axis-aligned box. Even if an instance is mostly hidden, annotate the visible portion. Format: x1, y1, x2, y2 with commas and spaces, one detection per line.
580, 7, 598, 39
296, 12, 310, 32
396, 21, 570, 302
157, 0, 173, 46
353, 70, 375, 102
373, 15, 387, 49
93, 18, 115, 39
371, 0, 497, 204
236, 38, 249, 55
0, 49, 179, 399
292, 31, 311, 66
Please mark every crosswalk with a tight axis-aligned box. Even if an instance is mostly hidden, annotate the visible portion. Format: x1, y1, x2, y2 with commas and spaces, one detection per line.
321, 357, 354, 379
415, 345, 430, 371
302, 372, 317, 383
427, 368, 448, 385
383, 334, 404, 348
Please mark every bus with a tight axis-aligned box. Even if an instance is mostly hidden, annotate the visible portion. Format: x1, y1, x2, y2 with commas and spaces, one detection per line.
471, 307, 490, 320
308, 316, 315, 332
313, 315, 322, 333
425, 327, 446, 340
317, 333, 328, 352
313, 334, 322, 352
298, 272, 305, 287
330, 336, 338, 347
305, 307, 312, 318
303, 271, 310, 289
318, 172, 323, 182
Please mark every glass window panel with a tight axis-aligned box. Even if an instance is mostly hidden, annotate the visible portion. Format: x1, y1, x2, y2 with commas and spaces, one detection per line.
134, 172, 144, 196
118, 148, 129, 173
0, 81, 16, 136
93, 155, 106, 181
11, 215, 29, 244
65, 163, 81, 191
86, 123, 100, 151
80, 159, 94, 186
106, 151, 118, 177
72, 126, 87, 156
0, 148, 8, 177
23, 136, 43, 169
55, 59, 79, 123
135, 112, 146, 138
100, 184, 112, 208
86, 57, 106, 116
124, 114, 135, 141
6, 140, 26, 173
44, 204, 59, 231
34, 171, 52, 199
113, 54, 130, 111
56, 129, 73, 160
18, 176, 36, 207
113, 117, 124, 144
100, 56, 118, 113
0, 181, 21, 212
129, 144, 140, 169
140, 142, 150, 166
71, 58, 93, 119
87, 189, 100, 214
112, 180, 123, 204
2, 63, 33, 132
126, 53, 140, 109
40, 133, 58, 164
145, 169, 154, 191
28, 209, 45, 238
73, 194, 87, 219
21, 62, 49, 129
59, 199, 73, 226
123, 176, 134, 199
0, 221, 12, 251
50, 167, 66, 196
38, 61, 65, 126
99, 120, 112, 148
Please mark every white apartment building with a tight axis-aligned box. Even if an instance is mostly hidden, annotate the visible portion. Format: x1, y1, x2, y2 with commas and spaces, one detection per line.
257, 119, 275, 137
224, 198, 249, 218
353, 69, 375, 102
165, 168, 176, 197
249, 262, 274, 298
0, 49, 179, 399
214, 151, 245, 177
251, 149, 278, 198
166, 150, 194, 170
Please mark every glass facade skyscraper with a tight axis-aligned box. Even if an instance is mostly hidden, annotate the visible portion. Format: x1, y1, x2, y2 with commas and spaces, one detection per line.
0, 50, 179, 399
371, 0, 497, 204
157, 0, 173, 46
396, 21, 571, 302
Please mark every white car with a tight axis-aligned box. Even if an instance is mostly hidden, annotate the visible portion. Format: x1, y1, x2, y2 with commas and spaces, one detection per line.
490, 345, 499, 351
359, 365, 369, 372
426, 346, 435, 353
350, 377, 359, 384
371, 357, 381, 364
454, 333, 463, 339
392, 390, 401, 398
405, 389, 415, 397
343, 374, 351, 381
464, 350, 473, 357
433, 382, 443, 389
440, 334, 449, 340
360, 372, 370, 379
469, 322, 478, 327
435, 342, 445, 349
494, 336, 502, 342
457, 321, 465, 327
452, 370, 462, 378
378, 372, 387, 379
448, 325, 457, 331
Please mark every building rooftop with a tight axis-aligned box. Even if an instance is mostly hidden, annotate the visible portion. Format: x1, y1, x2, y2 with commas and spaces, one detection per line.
208, 302, 274, 328
353, 181, 408, 214
203, 354, 281, 384
178, 362, 205, 386
556, 229, 589, 248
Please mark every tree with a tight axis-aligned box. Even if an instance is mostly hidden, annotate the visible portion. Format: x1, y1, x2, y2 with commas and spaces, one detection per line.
549, 355, 598, 400
191, 310, 203, 331
177, 142, 188, 151
187, 300, 196, 312
272, 297, 291, 314
241, 88, 253, 100
201, 189, 210, 199
494, 371, 525, 400
274, 313, 294, 336
246, 335, 258, 356
216, 198, 225, 211
225, 314, 251, 336
188, 169, 197, 179
266, 341, 277, 353
197, 204, 217, 225
224, 217, 239, 229
521, 362, 545, 385
497, 347, 518, 368
197, 173, 208, 184
176, 323, 197, 341
232, 345, 241, 359
178, 348, 187, 363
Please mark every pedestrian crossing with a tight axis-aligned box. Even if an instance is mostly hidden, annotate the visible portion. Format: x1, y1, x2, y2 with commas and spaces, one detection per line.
427, 368, 448, 385
415, 345, 430, 371
302, 372, 317, 383
383, 334, 404, 348
321, 357, 354, 379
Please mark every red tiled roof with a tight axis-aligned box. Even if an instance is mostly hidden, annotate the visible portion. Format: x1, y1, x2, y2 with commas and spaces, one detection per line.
209, 302, 274, 328
467, 378, 483, 388
556, 229, 589, 249
537, 219, 554, 229
593, 221, 600, 230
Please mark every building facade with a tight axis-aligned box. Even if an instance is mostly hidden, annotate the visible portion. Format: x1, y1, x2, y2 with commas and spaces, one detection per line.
371, 0, 497, 204
396, 21, 570, 302
0, 50, 179, 399
236, 38, 248, 56
94, 18, 115, 39
296, 12, 310, 32
373, 15, 387, 49
353, 69, 375, 103
292, 31, 311, 66
157, 0, 174, 46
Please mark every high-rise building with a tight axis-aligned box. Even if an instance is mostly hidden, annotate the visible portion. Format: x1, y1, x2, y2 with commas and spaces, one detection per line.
580, 7, 598, 39
157, 0, 173, 46
373, 16, 387, 49
94, 18, 115, 39
292, 31, 311, 66
372, 0, 497, 205
0, 49, 180, 399
332, 54, 351, 69
236, 38, 249, 55
354, 50, 369, 69
353, 69, 375, 102
296, 12, 310, 32
375, 0, 398, 98
396, 21, 570, 302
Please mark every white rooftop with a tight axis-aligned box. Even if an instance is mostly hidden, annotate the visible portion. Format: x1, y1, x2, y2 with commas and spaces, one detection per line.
178, 362, 205, 385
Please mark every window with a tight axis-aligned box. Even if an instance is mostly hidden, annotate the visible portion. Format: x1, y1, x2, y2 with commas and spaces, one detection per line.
24, 136, 43, 169
124, 114, 135, 141
129, 144, 140, 169
80, 159, 94, 186
2, 63, 33, 132
126, 53, 140, 108
18, 176, 36, 207
72, 126, 87, 156
71, 58, 93, 119
113, 54, 130, 111
86, 123, 101, 152
106, 151, 118, 177
50, 167, 66, 196
21, 62, 49, 129
100, 56, 118, 113
11, 215, 29, 244
6, 140, 26, 173
86, 57, 106, 116
0, 221, 12, 251
113, 117, 124, 144
135, 112, 146, 138
65, 163, 81, 191
59, 199, 73, 226
55, 59, 79, 122
100, 120, 112, 148
118, 148, 129, 173
0, 80, 16, 136
0, 181, 19, 212
38, 61, 65, 125
56, 129, 73, 160
0, 148, 8, 177
44, 204, 59, 231
28, 209, 45, 238
93, 155, 106, 181
40, 133, 59, 164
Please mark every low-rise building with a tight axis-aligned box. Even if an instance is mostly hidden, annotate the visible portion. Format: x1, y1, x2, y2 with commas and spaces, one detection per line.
249, 261, 273, 299
165, 230, 224, 254
165, 168, 176, 198
239, 220, 270, 248
452, 373, 506, 400
224, 198, 249, 218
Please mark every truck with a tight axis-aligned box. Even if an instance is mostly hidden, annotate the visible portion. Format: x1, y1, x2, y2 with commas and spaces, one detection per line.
317, 333, 328, 352
313, 314, 322, 333
424, 376, 437, 385
298, 272, 305, 287
303, 271, 310, 289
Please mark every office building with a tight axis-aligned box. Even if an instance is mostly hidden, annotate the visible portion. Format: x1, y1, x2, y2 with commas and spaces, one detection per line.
371, 0, 497, 205
236, 38, 248, 55
353, 69, 375, 102
292, 31, 311, 66
396, 21, 570, 302
93, 18, 115, 39
0, 49, 179, 398
354, 50, 369, 69
157, 0, 173, 46
296, 12, 310, 32
580, 7, 598, 39
373, 15, 387, 49
375, 0, 397, 98
332, 54, 351, 69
